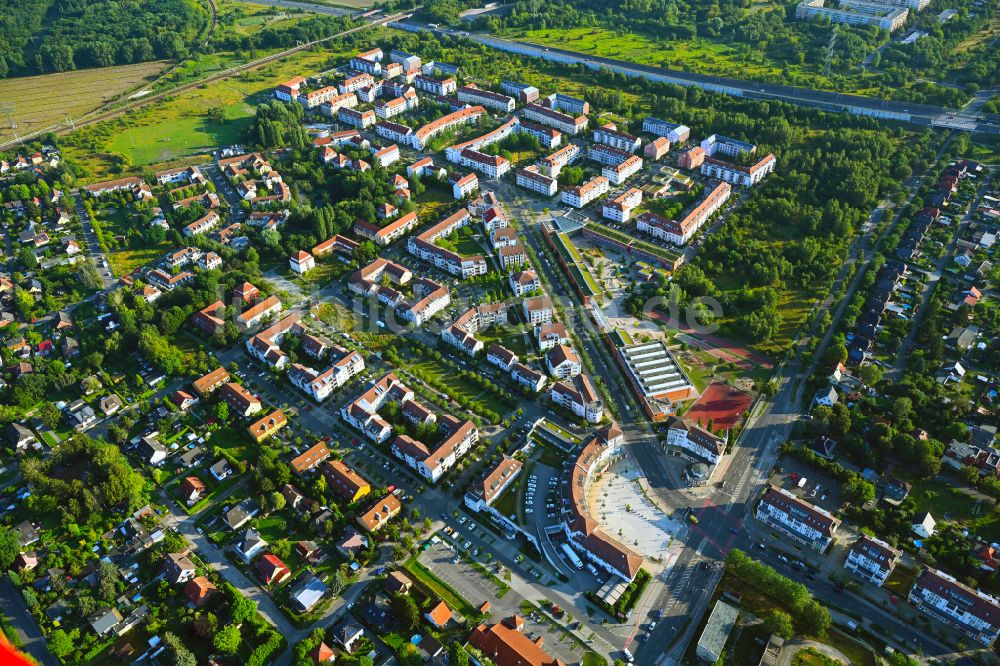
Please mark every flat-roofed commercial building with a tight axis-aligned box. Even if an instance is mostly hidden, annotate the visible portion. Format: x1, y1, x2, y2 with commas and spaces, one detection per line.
697, 601, 739, 663
618, 341, 695, 403
796, 0, 909, 31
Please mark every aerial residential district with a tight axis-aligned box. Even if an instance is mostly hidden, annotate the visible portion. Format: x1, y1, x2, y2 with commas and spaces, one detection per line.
0, 1, 999, 665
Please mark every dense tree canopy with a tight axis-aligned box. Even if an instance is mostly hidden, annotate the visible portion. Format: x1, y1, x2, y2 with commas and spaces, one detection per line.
0, 0, 206, 77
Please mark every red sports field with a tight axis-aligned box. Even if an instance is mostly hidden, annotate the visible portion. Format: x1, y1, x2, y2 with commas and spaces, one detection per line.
684, 381, 753, 431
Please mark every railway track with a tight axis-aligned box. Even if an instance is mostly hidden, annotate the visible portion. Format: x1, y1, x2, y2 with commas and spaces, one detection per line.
0, 12, 408, 151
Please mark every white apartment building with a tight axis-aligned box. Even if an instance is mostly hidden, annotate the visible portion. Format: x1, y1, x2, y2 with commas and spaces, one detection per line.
588, 143, 632, 166
183, 211, 221, 237
603, 155, 643, 185
516, 166, 558, 197
453, 148, 511, 179
755, 487, 841, 552
594, 125, 641, 152
376, 97, 408, 119
339, 107, 376, 129
375, 121, 414, 146
464, 455, 522, 514
701, 154, 776, 187
700, 134, 757, 158
392, 415, 479, 483
523, 295, 554, 325
511, 362, 546, 392
457, 85, 516, 113
665, 417, 725, 465
844, 535, 900, 587
509, 270, 540, 297
562, 176, 609, 208
486, 345, 519, 373
602, 188, 643, 222
452, 172, 479, 200
320, 93, 358, 118
414, 75, 457, 96
339, 72, 375, 94
551, 376, 603, 423
287, 348, 365, 402
289, 251, 315, 274
523, 103, 588, 135
546, 344, 582, 379
909, 568, 1000, 645
541, 144, 581, 177
642, 118, 690, 144
516, 120, 562, 149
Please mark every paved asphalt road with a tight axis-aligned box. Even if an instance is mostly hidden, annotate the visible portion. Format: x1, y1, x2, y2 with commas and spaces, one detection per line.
72, 193, 116, 289
388, 22, 1000, 136
0, 578, 60, 666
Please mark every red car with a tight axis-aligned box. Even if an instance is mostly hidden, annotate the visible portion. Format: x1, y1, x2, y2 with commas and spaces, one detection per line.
790, 473, 799, 481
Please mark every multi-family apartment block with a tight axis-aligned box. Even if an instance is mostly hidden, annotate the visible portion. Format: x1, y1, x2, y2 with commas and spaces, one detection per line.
844, 535, 900, 587
755, 486, 841, 551
603, 155, 643, 185
353, 211, 419, 246
594, 124, 641, 152
350, 56, 381, 75
544, 93, 589, 115
288, 345, 365, 402
452, 148, 511, 179
700, 154, 776, 187
339, 107, 377, 129
464, 455, 523, 513
523, 103, 588, 135
414, 75, 457, 96
588, 143, 633, 167
700, 134, 757, 158
184, 211, 221, 237
509, 269, 540, 297
501, 80, 540, 104
561, 176, 609, 208
515, 120, 561, 149
796, 0, 909, 31
319, 92, 359, 117
908, 568, 1000, 645
375, 120, 414, 146
339, 72, 375, 94
645, 137, 671, 161
451, 172, 479, 199
275, 76, 307, 102
540, 144, 581, 176
602, 188, 643, 222
407, 208, 488, 278
642, 118, 690, 144
547, 344, 582, 379
522, 295, 554, 325
665, 417, 725, 465
486, 345, 519, 373
511, 362, 546, 392
457, 84, 516, 113
636, 180, 731, 245
516, 166, 558, 197
390, 50, 421, 71
551, 375, 603, 423
412, 105, 486, 150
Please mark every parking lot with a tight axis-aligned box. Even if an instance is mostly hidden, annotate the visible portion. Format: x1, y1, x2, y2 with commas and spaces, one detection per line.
419, 541, 586, 664
774, 455, 843, 515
